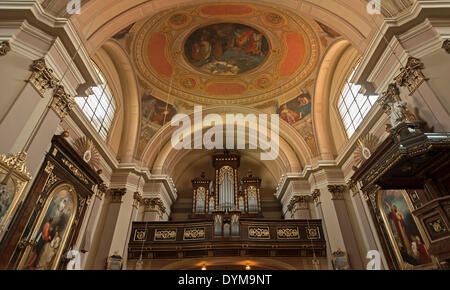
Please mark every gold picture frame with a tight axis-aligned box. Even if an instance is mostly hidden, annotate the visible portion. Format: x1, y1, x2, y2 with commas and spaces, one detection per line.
0, 153, 32, 241
378, 189, 435, 270
17, 183, 78, 270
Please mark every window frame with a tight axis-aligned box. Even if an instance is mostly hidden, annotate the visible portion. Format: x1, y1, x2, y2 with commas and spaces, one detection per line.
75, 62, 116, 140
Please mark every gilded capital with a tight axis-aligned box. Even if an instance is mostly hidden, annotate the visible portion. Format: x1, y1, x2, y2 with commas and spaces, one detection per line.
0, 41, 11, 56
327, 185, 347, 200
394, 57, 427, 95
287, 195, 310, 213
96, 183, 108, 199
346, 179, 359, 197
107, 188, 126, 203
133, 192, 143, 208
28, 58, 59, 96
311, 189, 321, 203
51, 85, 75, 119
142, 198, 166, 216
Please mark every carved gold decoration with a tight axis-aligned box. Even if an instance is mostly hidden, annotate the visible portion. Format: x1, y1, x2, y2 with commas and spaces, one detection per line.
133, 192, 143, 208
44, 161, 54, 174
428, 219, 447, 234
287, 195, 310, 213
247, 185, 257, 199
143, 197, 166, 216
133, 229, 147, 242
28, 58, 59, 96
277, 227, 300, 239
311, 189, 320, 204
306, 226, 321, 240
0, 41, 11, 56
378, 83, 417, 127
154, 229, 177, 241
346, 179, 359, 197
394, 57, 427, 95
248, 226, 270, 239
44, 172, 59, 192
107, 188, 126, 203
51, 85, 75, 119
183, 227, 205, 240
327, 185, 347, 200
96, 183, 108, 199
443, 39, 450, 54
354, 133, 379, 167
73, 136, 100, 170
61, 157, 89, 185
218, 166, 234, 185
0, 152, 32, 180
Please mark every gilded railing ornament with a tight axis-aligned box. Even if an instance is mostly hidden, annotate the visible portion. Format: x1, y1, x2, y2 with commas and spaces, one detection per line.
443, 39, 450, 54
0, 41, 11, 56
394, 57, 427, 95
327, 185, 347, 200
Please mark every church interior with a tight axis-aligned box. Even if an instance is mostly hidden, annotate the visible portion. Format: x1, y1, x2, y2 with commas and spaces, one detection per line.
0, 0, 450, 270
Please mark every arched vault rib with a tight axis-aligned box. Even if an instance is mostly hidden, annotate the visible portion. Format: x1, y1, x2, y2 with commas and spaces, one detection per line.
140, 105, 313, 177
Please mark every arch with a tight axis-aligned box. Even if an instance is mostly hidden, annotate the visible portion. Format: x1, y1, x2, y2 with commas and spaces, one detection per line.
72, 0, 376, 54
313, 39, 360, 159
140, 105, 313, 180
99, 40, 140, 162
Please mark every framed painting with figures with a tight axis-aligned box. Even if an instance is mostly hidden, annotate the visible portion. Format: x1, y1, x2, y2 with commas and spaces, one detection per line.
378, 190, 434, 269
17, 184, 77, 270
0, 153, 32, 242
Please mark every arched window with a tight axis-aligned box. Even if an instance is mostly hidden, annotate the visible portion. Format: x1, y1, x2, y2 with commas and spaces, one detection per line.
338, 63, 378, 137
75, 63, 116, 140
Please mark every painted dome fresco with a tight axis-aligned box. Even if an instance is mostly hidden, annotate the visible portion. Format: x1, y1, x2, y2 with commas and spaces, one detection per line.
128, 3, 328, 105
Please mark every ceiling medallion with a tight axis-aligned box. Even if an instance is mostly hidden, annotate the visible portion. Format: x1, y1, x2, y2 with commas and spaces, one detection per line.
131, 3, 320, 105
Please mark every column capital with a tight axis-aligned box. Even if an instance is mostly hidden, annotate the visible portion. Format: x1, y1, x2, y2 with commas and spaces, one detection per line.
107, 188, 126, 203
346, 179, 359, 197
327, 185, 347, 200
51, 85, 75, 119
311, 189, 321, 204
0, 41, 11, 56
133, 192, 143, 208
28, 58, 59, 97
142, 198, 166, 217
287, 195, 310, 213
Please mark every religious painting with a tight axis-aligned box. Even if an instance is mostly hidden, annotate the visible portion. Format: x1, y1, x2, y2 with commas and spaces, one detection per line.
184, 23, 269, 75
380, 190, 432, 269
20, 184, 76, 270
141, 94, 176, 126
277, 92, 312, 125
332, 250, 350, 270
0, 154, 31, 242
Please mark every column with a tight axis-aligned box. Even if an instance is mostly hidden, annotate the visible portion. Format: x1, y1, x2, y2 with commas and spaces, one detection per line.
311, 190, 333, 270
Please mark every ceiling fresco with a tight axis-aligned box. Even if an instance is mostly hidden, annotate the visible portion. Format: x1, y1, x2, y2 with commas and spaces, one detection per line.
110, 3, 341, 158
184, 23, 269, 75
127, 3, 323, 105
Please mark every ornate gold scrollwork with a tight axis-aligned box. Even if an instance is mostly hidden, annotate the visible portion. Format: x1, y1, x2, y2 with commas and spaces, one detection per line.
277, 227, 300, 239
142, 197, 166, 216
51, 85, 75, 119
154, 229, 177, 241
28, 58, 59, 96
394, 57, 428, 95
218, 166, 234, 185
0, 152, 32, 180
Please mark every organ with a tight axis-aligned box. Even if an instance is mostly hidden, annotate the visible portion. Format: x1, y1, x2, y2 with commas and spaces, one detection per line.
191, 151, 262, 217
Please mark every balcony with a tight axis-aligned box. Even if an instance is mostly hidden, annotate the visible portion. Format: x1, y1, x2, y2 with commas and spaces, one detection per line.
128, 218, 326, 260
